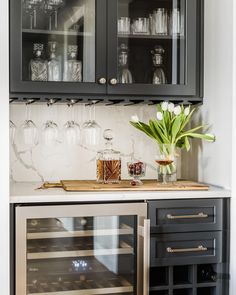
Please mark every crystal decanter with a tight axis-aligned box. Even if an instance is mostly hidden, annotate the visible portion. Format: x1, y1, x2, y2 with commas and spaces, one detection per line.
63, 45, 82, 82
47, 41, 61, 81
96, 129, 121, 184
29, 43, 48, 81
118, 43, 133, 84
151, 45, 167, 84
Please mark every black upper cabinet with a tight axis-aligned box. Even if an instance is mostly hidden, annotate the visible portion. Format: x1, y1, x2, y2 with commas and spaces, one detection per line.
10, 0, 203, 102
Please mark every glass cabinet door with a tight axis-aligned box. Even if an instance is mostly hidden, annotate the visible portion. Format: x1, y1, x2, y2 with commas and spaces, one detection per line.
107, 0, 199, 97
10, 0, 107, 94
16, 204, 148, 295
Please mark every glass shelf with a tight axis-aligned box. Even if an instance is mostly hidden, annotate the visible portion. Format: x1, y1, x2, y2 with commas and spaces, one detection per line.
118, 34, 184, 40
22, 29, 93, 37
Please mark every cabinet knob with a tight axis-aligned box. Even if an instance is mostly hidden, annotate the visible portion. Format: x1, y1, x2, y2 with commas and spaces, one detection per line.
109, 78, 118, 85
98, 77, 107, 84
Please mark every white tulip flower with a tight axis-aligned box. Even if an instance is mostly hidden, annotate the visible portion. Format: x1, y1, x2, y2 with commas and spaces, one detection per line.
156, 112, 163, 121
184, 107, 190, 116
168, 102, 175, 113
161, 101, 168, 111
174, 105, 181, 116
131, 115, 139, 123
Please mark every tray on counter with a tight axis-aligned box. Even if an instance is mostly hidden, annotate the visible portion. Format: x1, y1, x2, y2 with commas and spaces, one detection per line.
40, 180, 209, 192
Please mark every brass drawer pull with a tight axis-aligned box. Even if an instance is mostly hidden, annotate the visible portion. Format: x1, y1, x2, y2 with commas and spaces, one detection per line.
166, 212, 208, 220
166, 245, 208, 253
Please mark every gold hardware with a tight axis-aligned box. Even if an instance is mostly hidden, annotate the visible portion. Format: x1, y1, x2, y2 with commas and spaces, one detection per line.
110, 78, 118, 85
166, 212, 208, 220
166, 245, 208, 253
98, 77, 107, 84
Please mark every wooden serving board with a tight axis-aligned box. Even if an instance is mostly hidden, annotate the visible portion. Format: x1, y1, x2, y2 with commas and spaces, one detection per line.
59, 180, 209, 192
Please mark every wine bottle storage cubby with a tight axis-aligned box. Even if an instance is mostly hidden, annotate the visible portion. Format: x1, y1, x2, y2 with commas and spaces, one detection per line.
149, 264, 221, 295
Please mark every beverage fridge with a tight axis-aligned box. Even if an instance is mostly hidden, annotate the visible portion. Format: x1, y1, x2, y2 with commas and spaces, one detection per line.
15, 203, 149, 295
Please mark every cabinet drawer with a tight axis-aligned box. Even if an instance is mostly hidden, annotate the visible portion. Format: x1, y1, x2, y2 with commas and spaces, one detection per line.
150, 231, 222, 267
148, 199, 223, 233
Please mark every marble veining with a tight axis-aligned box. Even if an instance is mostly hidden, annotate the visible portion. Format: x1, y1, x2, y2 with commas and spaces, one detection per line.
10, 104, 164, 182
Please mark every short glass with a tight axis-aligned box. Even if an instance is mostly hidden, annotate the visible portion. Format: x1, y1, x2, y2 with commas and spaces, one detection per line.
155, 144, 175, 184
127, 161, 146, 185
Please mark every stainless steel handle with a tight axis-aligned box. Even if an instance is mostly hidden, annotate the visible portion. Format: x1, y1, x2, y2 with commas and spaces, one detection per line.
167, 245, 208, 253
139, 219, 150, 295
98, 77, 107, 84
109, 78, 118, 85
166, 212, 208, 220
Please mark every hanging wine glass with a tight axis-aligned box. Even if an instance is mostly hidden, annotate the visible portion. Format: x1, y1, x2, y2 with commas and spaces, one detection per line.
41, 99, 59, 146
44, 0, 64, 30
23, 0, 44, 30
18, 100, 38, 148
81, 101, 101, 147
10, 120, 16, 145
63, 100, 81, 145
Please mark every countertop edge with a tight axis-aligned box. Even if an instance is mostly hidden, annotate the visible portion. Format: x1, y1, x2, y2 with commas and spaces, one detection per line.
10, 182, 231, 204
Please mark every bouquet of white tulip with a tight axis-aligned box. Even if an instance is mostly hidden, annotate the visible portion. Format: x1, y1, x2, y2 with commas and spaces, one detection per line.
130, 102, 215, 151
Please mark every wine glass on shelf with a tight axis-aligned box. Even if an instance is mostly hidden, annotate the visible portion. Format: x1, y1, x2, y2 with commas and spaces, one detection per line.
155, 144, 175, 184
10, 120, 16, 145
81, 101, 101, 147
41, 99, 59, 146
23, 0, 44, 30
18, 100, 38, 148
44, 0, 64, 30
63, 100, 81, 145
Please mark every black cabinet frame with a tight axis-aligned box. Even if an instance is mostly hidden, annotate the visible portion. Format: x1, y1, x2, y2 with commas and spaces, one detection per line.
9, 0, 204, 104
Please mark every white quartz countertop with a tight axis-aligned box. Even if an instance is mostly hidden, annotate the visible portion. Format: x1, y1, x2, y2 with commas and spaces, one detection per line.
10, 182, 231, 203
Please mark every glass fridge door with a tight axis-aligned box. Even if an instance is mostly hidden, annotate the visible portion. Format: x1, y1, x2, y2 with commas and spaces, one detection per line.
107, 0, 198, 96
16, 203, 148, 295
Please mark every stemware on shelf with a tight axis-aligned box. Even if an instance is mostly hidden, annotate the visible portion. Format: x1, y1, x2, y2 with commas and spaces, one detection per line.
155, 144, 175, 184
10, 120, 16, 145
41, 99, 59, 146
18, 100, 38, 148
44, 0, 64, 30
81, 101, 101, 147
63, 101, 81, 145
23, 0, 44, 29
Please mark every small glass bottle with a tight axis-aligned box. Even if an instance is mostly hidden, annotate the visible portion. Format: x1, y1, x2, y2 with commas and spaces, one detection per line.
96, 129, 121, 184
118, 43, 133, 84
47, 41, 61, 81
151, 45, 167, 84
63, 45, 82, 82
29, 43, 48, 81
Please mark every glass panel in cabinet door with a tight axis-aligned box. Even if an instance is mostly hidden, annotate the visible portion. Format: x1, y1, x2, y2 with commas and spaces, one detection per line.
117, 0, 186, 85
26, 215, 137, 295
22, 0, 96, 83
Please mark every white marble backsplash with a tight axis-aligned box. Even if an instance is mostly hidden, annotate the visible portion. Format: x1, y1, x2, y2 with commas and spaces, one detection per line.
10, 103, 176, 182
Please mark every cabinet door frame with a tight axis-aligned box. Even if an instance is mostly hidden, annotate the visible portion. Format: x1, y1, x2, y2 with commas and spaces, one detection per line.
107, 0, 203, 97
10, 0, 107, 95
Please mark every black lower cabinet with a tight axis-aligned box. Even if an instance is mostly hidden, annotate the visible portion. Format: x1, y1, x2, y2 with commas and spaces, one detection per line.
148, 198, 230, 295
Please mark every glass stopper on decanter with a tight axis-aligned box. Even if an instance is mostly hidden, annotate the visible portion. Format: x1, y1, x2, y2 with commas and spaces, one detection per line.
47, 41, 61, 81
151, 45, 167, 84
118, 43, 133, 83
96, 129, 121, 184
29, 43, 48, 81
63, 45, 82, 82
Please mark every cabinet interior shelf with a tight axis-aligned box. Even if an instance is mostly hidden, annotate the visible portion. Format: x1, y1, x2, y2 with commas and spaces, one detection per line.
22, 29, 93, 37
27, 247, 134, 260
27, 226, 133, 240
118, 34, 185, 40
